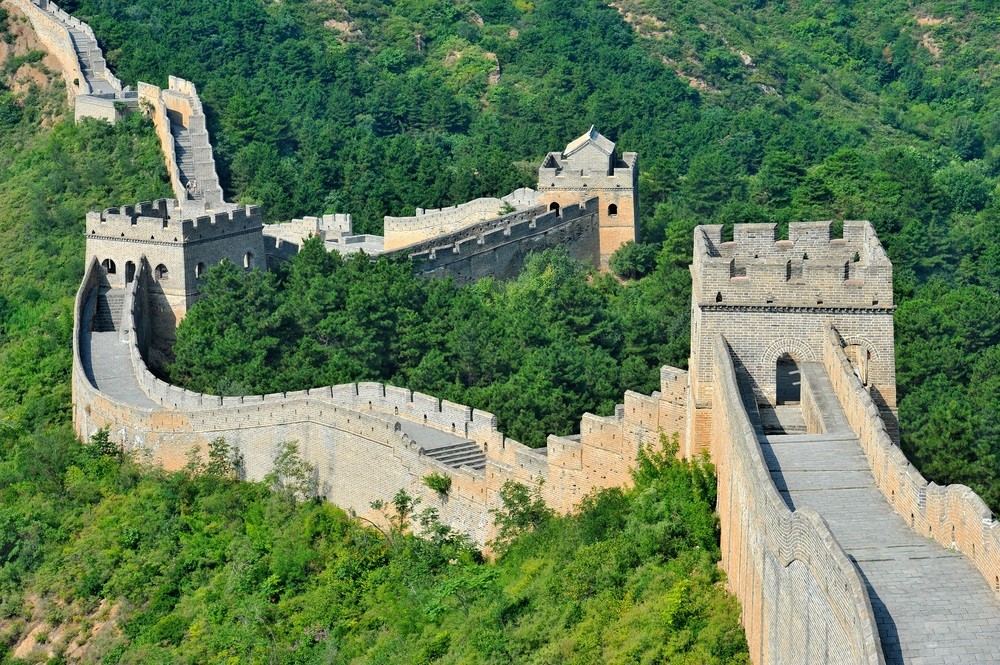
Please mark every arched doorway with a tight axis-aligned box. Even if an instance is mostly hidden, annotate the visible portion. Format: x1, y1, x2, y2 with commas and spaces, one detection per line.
244, 251, 253, 269
125, 261, 136, 284
101, 258, 117, 275
155, 264, 169, 281
776, 354, 801, 404
549, 201, 560, 216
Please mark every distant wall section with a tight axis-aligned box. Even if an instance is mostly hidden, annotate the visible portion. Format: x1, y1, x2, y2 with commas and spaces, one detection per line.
406, 199, 599, 286
384, 188, 539, 251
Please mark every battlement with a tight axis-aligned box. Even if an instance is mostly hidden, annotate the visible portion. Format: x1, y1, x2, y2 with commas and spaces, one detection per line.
403, 199, 599, 285
692, 221, 893, 310
384, 188, 540, 251
86, 199, 262, 243
538, 151, 637, 188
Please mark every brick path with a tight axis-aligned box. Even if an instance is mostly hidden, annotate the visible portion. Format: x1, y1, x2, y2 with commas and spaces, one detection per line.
761, 363, 1000, 664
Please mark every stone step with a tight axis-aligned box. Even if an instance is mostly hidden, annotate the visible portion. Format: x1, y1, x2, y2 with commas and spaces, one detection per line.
422, 441, 477, 456
433, 450, 485, 465
428, 445, 482, 460
93, 289, 125, 332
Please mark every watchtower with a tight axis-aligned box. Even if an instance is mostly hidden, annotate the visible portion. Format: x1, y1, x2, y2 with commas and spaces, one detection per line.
84, 198, 265, 348
537, 127, 638, 269
687, 221, 896, 450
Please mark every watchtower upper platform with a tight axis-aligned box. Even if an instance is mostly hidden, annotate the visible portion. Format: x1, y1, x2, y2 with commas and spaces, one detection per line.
693, 221, 893, 310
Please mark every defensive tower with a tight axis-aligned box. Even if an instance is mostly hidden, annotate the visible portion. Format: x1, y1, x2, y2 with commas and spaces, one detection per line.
687, 220, 896, 452
85, 198, 265, 349
537, 126, 638, 268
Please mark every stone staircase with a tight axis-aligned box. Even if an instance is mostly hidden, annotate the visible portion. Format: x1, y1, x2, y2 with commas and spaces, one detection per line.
168, 111, 203, 202
66, 25, 115, 94
758, 404, 806, 435
92, 288, 124, 332
422, 440, 487, 471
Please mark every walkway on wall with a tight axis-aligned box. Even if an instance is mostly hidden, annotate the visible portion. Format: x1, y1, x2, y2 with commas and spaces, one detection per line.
81, 288, 488, 469
80, 289, 158, 409
66, 24, 116, 94
760, 363, 1000, 664
168, 110, 204, 204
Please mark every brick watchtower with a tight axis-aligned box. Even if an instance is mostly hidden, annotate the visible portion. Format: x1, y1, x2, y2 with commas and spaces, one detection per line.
687, 221, 896, 451
537, 127, 638, 269
85, 199, 265, 351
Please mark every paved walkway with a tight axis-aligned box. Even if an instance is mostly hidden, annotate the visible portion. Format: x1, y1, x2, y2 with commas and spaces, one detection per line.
760, 363, 1000, 664
81, 292, 485, 466
81, 330, 158, 409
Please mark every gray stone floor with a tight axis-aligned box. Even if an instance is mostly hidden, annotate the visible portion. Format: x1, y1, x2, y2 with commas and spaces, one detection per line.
82, 313, 485, 467
82, 330, 158, 409
761, 363, 1000, 664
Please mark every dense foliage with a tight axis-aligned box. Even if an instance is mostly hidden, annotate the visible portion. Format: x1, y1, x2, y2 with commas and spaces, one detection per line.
1, 430, 746, 663
169, 241, 687, 447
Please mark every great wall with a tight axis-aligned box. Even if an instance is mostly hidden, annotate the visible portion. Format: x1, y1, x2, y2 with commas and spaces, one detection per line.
8, 0, 1000, 661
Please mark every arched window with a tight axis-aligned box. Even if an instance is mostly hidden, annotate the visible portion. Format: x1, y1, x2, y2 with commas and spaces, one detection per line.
244, 251, 253, 269
101, 258, 117, 275
776, 354, 801, 404
549, 201, 560, 216
125, 261, 136, 284
196, 262, 206, 279
608, 203, 618, 216
155, 264, 169, 281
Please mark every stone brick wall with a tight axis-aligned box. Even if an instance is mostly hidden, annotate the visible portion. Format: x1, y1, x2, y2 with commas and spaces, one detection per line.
711, 334, 883, 664
688, 221, 896, 452
85, 199, 265, 344
384, 188, 539, 251
138, 82, 186, 200
536, 130, 638, 269
823, 325, 1000, 598
5, 0, 85, 102
405, 199, 599, 285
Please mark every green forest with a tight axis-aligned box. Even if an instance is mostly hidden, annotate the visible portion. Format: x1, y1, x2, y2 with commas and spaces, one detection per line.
2, 0, 1000, 660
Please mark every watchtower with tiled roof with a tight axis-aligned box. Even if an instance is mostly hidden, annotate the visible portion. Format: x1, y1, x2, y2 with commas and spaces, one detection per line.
537, 127, 638, 269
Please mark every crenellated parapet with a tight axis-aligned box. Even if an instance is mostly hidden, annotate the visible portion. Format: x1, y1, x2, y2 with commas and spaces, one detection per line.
405, 199, 599, 285
85, 198, 265, 348
383, 188, 540, 251
537, 127, 639, 268
687, 221, 896, 450
86, 199, 262, 244
693, 221, 893, 310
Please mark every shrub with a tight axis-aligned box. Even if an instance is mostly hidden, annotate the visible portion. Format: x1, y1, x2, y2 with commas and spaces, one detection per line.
423, 471, 452, 494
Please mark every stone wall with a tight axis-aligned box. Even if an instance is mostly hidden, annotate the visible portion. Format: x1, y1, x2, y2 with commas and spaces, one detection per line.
138, 82, 186, 200
406, 199, 599, 286
711, 335, 883, 664
85, 199, 265, 344
384, 188, 539, 251
823, 325, 1000, 597
537, 139, 638, 269
5, 0, 85, 102
74, 257, 691, 545
688, 221, 897, 452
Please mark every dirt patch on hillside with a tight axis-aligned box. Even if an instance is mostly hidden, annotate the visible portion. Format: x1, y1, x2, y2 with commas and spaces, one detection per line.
609, 0, 672, 40
3, 594, 124, 663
